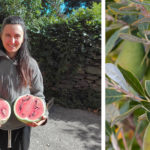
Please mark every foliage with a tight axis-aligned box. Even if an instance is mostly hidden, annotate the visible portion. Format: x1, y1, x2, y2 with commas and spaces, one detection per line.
28, 2, 101, 109
41, 0, 66, 17
0, 0, 44, 32
63, 0, 101, 14
106, 0, 150, 149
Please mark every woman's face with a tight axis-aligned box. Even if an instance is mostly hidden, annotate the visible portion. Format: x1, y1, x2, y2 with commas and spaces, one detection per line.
1, 24, 24, 58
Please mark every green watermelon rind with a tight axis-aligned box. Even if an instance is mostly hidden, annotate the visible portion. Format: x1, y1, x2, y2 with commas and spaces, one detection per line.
14, 94, 46, 124
0, 99, 11, 125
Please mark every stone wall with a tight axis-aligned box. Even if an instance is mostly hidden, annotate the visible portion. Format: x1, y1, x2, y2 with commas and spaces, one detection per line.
54, 52, 101, 92
54, 51, 101, 108
74, 53, 100, 92
48, 51, 101, 109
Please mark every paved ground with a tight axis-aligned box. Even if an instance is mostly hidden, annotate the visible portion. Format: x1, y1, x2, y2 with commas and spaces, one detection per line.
29, 104, 101, 150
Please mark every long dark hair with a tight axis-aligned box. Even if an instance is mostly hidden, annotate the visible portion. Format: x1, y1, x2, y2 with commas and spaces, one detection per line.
0, 16, 32, 87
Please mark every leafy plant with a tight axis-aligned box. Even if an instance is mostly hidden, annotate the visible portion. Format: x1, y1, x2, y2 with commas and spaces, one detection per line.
106, 63, 150, 149
106, 0, 150, 149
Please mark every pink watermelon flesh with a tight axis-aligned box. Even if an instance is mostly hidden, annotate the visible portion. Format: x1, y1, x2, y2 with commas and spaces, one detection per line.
15, 95, 45, 122
0, 99, 10, 121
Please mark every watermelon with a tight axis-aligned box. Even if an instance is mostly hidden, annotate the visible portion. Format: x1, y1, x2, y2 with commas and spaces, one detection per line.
0, 99, 11, 125
14, 94, 46, 124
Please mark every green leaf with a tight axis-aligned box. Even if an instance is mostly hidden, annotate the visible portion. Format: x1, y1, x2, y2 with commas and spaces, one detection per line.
145, 80, 150, 97
147, 112, 150, 122
106, 29, 121, 55
131, 0, 150, 6
106, 121, 112, 136
106, 88, 124, 104
111, 104, 142, 127
118, 65, 146, 97
106, 104, 120, 122
132, 18, 150, 26
138, 16, 149, 37
141, 101, 150, 112
106, 63, 129, 92
143, 123, 150, 150
119, 33, 147, 43
129, 121, 142, 150
108, 3, 138, 15
106, 26, 129, 55
106, 23, 123, 32
120, 101, 130, 114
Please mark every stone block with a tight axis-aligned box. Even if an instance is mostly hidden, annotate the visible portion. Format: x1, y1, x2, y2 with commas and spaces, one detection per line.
86, 66, 100, 75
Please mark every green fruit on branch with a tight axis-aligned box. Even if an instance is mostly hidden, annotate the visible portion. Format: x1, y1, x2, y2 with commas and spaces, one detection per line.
116, 40, 146, 80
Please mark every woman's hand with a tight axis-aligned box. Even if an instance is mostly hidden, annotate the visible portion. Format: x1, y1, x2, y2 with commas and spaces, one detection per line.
27, 116, 47, 127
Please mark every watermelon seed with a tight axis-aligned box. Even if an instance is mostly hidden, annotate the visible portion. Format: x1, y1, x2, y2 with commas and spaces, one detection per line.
34, 106, 39, 110
34, 100, 39, 110
29, 112, 35, 118
32, 111, 36, 116
21, 113, 25, 116
30, 110, 37, 117
19, 104, 23, 111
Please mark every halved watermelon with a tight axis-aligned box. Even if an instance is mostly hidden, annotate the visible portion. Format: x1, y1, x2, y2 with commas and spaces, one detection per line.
14, 94, 46, 124
0, 99, 11, 125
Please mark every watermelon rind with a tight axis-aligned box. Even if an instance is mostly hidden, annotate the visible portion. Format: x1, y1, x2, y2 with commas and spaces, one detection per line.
14, 94, 46, 124
0, 99, 11, 125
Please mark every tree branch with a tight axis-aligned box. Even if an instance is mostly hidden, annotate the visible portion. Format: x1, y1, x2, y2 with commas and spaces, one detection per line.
106, 80, 143, 101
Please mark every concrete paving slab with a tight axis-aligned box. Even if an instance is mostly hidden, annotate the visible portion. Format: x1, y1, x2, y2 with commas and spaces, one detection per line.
29, 105, 101, 150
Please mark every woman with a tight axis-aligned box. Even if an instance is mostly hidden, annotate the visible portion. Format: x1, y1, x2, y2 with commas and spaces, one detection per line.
0, 16, 48, 150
